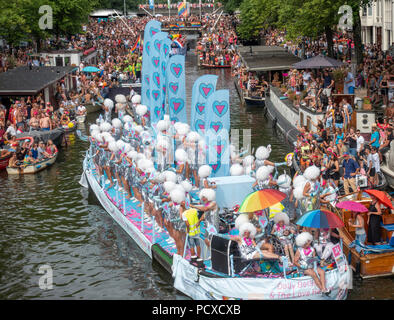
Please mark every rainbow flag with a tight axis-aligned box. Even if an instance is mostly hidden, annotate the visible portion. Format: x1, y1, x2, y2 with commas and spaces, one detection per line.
130, 35, 141, 54
176, 21, 185, 28
190, 21, 201, 27
178, 2, 187, 17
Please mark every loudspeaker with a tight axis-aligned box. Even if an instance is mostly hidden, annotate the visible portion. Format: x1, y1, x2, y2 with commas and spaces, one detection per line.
210, 235, 246, 275
356, 111, 375, 133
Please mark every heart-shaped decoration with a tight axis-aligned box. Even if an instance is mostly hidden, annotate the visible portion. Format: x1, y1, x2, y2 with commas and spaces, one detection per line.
145, 75, 150, 85
213, 100, 229, 117
169, 82, 179, 94
152, 90, 160, 101
170, 63, 182, 78
163, 44, 169, 56
154, 39, 161, 53
162, 85, 166, 94
195, 103, 205, 115
146, 89, 150, 100
145, 41, 151, 56
150, 27, 159, 37
152, 56, 160, 68
153, 72, 160, 88
210, 121, 223, 133
195, 119, 205, 133
154, 106, 161, 118
161, 61, 166, 75
211, 163, 221, 173
199, 83, 214, 99
170, 98, 184, 114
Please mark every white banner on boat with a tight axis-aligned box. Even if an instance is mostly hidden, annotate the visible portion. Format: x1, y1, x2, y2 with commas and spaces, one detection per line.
172, 254, 351, 300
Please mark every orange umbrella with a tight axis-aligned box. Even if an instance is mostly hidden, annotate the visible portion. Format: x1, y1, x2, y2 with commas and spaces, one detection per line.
365, 189, 393, 209
239, 189, 287, 213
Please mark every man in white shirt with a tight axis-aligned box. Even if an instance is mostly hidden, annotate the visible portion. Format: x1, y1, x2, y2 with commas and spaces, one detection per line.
302, 69, 311, 90
5, 122, 16, 138
356, 130, 364, 155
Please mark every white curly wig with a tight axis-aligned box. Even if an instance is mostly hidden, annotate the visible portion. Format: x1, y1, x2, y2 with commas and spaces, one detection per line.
175, 148, 188, 163
199, 188, 216, 202
256, 165, 274, 181
293, 185, 306, 200
89, 124, 100, 133
239, 222, 257, 238
164, 170, 177, 183
104, 98, 114, 109
100, 122, 112, 132
176, 123, 190, 136
131, 95, 141, 104
112, 118, 122, 129
296, 232, 313, 247
278, 173, 292, 189
115, 94, 127, 104
255, 145, 271, 160
293, 175, 307, 188
127, 150, 138, 160
273, 211, 290, 225
235, 213, 249, 230
136, 104, 148, 116
123, 115, 133, 123
163, 181, 176, 193
198, 165, 212, 178
181, 180, 193, 192
170, 188, 186, 203
186, 131, 200, 143
157, 120, 169, 132
108, 141, 119, 152
303, 165, 321, 181
116, 139, 125, 150
230, 163, 244, 176
243, 155, 255, 167
134, 125, 144, 133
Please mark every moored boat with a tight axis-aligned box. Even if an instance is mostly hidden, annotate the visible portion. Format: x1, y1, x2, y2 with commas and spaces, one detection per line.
7, 152, 58, 175
234, 79, 266, 107
332, 192, 394, 278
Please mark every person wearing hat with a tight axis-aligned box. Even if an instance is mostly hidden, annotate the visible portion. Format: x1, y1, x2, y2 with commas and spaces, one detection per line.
342, 151, 360, 194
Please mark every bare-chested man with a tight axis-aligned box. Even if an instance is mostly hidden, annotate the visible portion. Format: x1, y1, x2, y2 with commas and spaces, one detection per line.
29, 114, 40, 131
40, 113, 52, 131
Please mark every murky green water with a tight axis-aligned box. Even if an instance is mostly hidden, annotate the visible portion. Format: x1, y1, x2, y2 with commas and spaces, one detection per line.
0, 54, 392, 300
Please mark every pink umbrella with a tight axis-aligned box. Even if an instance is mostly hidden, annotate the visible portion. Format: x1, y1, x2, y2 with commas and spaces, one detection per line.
336, 201, 368, 213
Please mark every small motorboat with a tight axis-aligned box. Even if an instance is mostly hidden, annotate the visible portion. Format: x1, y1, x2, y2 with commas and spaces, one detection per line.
234, 79, 266, 107
0, 152, 12, 171
7, 152, 58, 175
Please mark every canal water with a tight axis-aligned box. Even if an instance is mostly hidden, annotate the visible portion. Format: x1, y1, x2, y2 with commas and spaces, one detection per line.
0, 54, 392, 300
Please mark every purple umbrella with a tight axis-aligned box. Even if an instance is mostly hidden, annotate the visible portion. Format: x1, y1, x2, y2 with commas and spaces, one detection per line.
336, 201, 368, 213
292, 55, 344, 69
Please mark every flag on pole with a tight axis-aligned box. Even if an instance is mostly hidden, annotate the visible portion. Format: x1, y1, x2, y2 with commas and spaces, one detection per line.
130, 35, 141, 54
149, 0, 154, 10
178, 2, 187, 17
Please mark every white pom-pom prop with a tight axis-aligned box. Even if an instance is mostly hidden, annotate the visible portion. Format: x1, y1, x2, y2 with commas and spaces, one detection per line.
175, 148, 188, 163
131, 95, 141, 104
255, 145, 271, 160
112, 118, 122, 129
198, 165, 212, 178
115, 94, 127, 104
180, 180, 192, 193
136, 104, 148, 116
100, 122, 112, 132
163, 181, 176, 193
303, 165, 321, 181
164, 170, 177, 183
230, 164, 244, 176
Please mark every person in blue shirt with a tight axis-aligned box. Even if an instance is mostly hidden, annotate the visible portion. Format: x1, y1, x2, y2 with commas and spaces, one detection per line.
342, 152, 360, 194
344, 69, 355, 94
369, 124, 380, 149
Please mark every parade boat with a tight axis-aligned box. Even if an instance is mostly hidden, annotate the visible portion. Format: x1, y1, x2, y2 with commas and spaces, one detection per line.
7, 152, 58, 175
63, 120, 77, 133
80, 20, 351, 300
331, 191, 394, 278
82, 152, 351, 300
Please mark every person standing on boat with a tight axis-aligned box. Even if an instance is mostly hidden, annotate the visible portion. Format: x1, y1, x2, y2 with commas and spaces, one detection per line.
367, 195, 383, 245
348, 211, 366, 248
182, 207, 203, 265
253, 165, 276, 190
294, 232, 331, 296
302, 165, 322, 211
190, 188, 218, 251
271, 212, 295, 264
254, 145, 276, 171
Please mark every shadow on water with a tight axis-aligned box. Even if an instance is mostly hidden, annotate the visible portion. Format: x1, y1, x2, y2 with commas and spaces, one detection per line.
0, 54, 389, 300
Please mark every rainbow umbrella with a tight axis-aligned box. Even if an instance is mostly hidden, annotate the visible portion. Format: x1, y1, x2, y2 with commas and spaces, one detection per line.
296, 209, 344, 229
336, 201, 368, 213
238, 189, 286, 213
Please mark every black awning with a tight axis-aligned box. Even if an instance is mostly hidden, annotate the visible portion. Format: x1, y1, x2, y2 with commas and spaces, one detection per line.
0, 66, 76, 95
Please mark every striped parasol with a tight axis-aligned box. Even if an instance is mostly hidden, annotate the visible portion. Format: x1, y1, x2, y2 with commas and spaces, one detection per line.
238, 189, 287, 213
